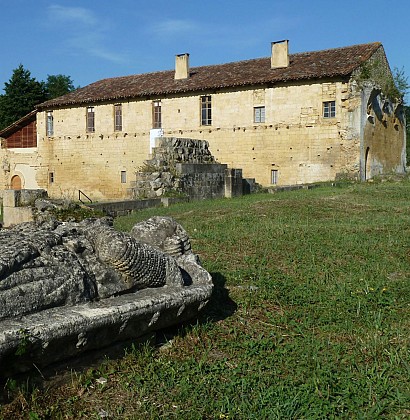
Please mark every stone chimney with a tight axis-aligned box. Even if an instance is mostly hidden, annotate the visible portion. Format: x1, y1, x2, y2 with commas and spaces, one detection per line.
175, 53, 190, 80
271, 40, 289, 69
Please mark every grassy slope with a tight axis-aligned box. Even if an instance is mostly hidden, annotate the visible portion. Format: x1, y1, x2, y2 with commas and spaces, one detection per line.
2, 181, 410, 419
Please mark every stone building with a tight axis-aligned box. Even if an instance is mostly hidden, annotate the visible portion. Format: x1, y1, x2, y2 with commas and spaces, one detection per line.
0, 41, 406, 201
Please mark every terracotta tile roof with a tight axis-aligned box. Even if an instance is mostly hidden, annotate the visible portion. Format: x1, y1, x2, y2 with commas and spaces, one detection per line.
38, 42, 382, 109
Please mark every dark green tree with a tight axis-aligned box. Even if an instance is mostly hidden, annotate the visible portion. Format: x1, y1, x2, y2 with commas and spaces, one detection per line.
45, 74, 76, 99
0, 64, 48, 130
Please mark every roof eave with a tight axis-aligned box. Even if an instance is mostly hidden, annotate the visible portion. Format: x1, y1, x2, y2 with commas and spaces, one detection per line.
39, 73, 354, 110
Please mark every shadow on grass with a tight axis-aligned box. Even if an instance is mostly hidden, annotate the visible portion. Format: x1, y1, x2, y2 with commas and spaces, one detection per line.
154, 271, 237, 346
0, 271, 237, 401
200, 271, 237, 322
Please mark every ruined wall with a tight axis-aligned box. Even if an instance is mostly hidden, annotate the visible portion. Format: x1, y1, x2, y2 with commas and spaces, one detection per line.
348, 46, 407, 179
132, 138, 233, 200
362, 89, 406, 179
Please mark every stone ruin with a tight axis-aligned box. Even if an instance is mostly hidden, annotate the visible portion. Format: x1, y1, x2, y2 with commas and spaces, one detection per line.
130, 137, 246, 200
0, 216, 213, 375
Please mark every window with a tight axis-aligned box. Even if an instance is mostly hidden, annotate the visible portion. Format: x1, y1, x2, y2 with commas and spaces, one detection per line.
114, 104, 122, 131
121, 171, 127, 183
323, 101, 336, 118
87, 106, 95, 132
271, 170, 278, 185
254, 106, 265, 123
152, 101, 162, 128
49, 172, 54, 184
46, 111, 54, 136
201, 95, 212, 125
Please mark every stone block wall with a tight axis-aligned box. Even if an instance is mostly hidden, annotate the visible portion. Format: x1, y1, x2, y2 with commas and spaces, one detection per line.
176, 162, 228, 200
29, 76, 405, 202
2, 189, 47, 227
131, 137, 243, 200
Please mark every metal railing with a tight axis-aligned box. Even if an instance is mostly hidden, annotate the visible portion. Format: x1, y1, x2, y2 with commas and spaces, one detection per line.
78, 190, 92, 204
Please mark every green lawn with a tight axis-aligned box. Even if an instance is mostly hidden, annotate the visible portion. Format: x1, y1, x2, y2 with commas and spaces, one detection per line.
2, 180, 410, 419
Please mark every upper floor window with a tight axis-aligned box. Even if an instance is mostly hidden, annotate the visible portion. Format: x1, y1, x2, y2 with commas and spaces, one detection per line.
323, 101, 336, 118
46, 111, 54, 136
254, 106, 265, 123
87, 106, 95, 132
114, 104, 122, 131
152, 101, 162, 129
201, 95, 212, 126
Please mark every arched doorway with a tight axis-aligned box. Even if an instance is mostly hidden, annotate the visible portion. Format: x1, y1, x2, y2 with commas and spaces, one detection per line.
10, 175, 22, 190
364, 147, 371, 181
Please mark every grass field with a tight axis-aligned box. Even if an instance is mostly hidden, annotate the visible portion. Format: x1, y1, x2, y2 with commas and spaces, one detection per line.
1, 180, 410, 419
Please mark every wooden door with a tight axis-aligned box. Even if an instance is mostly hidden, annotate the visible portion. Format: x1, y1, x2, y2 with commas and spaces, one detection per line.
10, 175, 22, 190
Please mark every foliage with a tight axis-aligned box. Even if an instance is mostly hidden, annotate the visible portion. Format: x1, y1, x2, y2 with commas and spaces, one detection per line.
356, 59, 409, 101
48, 205, 104, 222
45, 74, 76, 100
0, 65, 78, 131
392, 66, 409, 102
2, 180, 410, 418
0, 64, 47, 130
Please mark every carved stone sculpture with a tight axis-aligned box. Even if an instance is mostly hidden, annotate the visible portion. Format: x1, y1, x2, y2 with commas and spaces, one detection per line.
0, 217, 212, 375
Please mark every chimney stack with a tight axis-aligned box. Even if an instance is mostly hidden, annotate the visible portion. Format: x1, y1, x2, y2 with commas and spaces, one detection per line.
175, 53, 190, 80
271, 40, 289, 69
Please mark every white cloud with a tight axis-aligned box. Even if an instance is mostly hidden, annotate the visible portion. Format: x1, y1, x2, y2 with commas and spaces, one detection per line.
150, 19, 199, 36
46, 4, 127, 64
48, 5, 97, 26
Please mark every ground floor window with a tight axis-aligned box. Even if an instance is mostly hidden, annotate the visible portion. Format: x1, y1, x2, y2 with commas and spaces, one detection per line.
121, 171, 127, 183
271, 169, 278, 185
49, 172, 54, 184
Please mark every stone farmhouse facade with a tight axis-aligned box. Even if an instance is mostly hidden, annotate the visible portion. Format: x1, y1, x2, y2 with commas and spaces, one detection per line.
0, 41, 406, 201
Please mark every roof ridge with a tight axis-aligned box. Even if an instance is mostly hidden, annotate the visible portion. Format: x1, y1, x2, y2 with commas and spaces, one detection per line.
291, 41, 381, 57
89, 42, 382, 83
37, 42, 384, 109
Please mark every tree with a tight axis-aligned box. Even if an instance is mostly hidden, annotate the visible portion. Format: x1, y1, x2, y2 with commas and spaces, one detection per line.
392, 66, 409, 102
45, 74, 76, 100
0, 64, 47, 130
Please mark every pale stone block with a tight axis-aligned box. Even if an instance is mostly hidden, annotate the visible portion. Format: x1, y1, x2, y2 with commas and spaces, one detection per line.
3, 190, 20, 208
3, 206, 34, 227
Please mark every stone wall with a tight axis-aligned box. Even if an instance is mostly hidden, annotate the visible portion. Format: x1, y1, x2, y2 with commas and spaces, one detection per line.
131, 137, 244, 200
0, 74, 402, 201
2, 189, 47, 227
176, 162, 228, 200
34, 81, 367, 192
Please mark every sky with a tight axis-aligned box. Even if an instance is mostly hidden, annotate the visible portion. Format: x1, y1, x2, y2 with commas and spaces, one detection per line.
1, 0, 409, 98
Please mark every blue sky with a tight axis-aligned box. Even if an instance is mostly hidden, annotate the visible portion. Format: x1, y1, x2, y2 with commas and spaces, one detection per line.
1, 0, 409, 97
